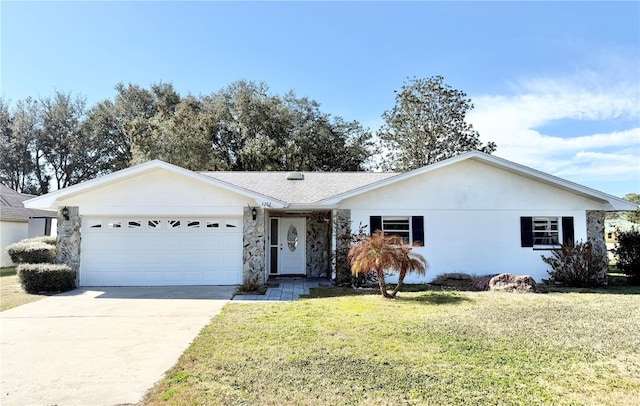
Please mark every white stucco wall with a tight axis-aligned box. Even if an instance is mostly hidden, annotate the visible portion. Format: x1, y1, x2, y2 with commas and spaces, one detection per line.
57, 168, 257, 216
341, 159, 609, 283
0, 220, 28, 267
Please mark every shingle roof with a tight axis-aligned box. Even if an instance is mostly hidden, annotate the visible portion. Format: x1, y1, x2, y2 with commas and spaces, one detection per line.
0, 184, 56, 221
201, 171, 399, 205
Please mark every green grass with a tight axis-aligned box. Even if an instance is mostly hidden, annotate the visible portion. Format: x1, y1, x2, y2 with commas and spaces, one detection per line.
143, 287, 640, 405
0, 266, 45, 311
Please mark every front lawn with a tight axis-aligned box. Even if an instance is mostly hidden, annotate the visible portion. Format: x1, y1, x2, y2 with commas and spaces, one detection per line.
143, 287, 640, 405
0, 267, 44, 311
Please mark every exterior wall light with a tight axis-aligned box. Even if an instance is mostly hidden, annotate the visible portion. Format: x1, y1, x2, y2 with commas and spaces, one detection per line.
251, 207, 258, 220
62, 207, 70, 221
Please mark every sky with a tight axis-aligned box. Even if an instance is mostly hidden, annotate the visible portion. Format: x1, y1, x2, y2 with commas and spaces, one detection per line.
1, 1, 639, 198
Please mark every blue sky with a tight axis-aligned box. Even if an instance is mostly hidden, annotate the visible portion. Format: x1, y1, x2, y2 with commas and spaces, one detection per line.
2, 1, 638, 198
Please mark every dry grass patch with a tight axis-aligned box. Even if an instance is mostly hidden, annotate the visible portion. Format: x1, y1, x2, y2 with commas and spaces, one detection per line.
143, 289, 640, 406
0, 267, 45, 311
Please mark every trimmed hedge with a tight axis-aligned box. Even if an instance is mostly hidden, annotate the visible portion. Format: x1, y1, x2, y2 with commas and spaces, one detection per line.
6, 241, 56, 264
17, 264, 76, 293
26, 235, 57, 246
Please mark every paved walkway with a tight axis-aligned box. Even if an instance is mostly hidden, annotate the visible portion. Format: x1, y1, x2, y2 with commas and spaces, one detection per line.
233, 277, 330, 301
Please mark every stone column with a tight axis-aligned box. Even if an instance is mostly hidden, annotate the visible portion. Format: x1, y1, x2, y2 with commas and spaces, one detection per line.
243, 206, 265, 285
586, 210, 608, 285
333, 209, 352, 286
56, 206, 81, 284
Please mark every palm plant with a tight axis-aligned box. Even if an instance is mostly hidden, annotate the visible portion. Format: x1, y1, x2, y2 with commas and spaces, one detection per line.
348, 231, 428, 298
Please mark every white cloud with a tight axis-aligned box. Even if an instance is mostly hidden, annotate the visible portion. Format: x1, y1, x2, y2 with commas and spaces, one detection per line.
468, 68, 640, 195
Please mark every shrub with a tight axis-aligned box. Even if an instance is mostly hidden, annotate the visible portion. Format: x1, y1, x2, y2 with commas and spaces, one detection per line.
613, 227, 640, 285
541, 240, 608, 287
17, 264, 75, 293
27, 235, 57, 246
6, 241, 56, 264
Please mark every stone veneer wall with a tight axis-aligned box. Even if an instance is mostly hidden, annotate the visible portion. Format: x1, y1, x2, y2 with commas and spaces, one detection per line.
243, 206, 265, 284
586, 210, 608, 285
56, 206, 81, 284
333, 209, 352, 286
306, 212, 331, 277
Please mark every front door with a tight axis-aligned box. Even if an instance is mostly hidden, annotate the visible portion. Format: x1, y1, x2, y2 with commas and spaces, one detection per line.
275, 217, 306, 275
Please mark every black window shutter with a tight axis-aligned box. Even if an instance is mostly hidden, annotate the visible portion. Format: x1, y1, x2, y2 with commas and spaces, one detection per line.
520, 217, 533, 247
562, 217, 574, 246
411, 216, 424, 246
370, 216, 382, 235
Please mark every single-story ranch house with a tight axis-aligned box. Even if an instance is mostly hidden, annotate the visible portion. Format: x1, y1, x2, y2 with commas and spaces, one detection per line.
24, 151, 636, 286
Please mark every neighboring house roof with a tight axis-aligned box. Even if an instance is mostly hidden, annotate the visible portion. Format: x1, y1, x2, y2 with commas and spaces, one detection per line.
605, 218, 638, 232
0, 184, 56, 221
24, 151, 638, 211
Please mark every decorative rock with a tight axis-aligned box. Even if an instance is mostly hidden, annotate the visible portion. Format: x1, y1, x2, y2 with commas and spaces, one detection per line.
489, 273, 538, 293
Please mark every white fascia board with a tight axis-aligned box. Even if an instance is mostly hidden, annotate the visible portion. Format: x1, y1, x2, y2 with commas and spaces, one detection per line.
24, 160, 286, 210
317, 151, 637, 211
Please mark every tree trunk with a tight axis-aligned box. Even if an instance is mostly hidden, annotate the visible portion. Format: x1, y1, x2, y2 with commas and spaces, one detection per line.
376, 268, 393, 298
391, 270, 407, 298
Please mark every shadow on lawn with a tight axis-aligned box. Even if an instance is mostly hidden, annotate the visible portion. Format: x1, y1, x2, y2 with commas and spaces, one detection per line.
304, 286, 473, 305
397, 291, 473, 305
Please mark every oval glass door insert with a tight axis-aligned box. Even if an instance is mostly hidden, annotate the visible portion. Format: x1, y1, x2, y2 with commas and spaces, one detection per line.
287, 225, 298, 252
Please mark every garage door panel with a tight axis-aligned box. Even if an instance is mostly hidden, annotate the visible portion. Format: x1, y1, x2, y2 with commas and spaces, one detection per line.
80, 217, 243, 286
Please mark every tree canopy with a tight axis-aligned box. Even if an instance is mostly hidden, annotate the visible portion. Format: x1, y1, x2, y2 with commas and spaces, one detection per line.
2, 76, 499, 194
378, 76, 496, 171
1, 80, 377, 194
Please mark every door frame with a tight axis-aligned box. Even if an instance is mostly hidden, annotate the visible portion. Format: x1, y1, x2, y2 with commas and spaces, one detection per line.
268, 217, 306, 276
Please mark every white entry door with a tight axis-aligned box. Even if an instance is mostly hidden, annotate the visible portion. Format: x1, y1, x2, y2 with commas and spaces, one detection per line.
277, 217, 306, 275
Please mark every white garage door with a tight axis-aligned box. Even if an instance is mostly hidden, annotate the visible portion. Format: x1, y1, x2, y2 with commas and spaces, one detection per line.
80, 217, 243, 286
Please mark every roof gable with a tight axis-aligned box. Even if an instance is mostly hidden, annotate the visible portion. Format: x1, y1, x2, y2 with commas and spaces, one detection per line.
24, 160, 288, 210
316, 152, 636, 211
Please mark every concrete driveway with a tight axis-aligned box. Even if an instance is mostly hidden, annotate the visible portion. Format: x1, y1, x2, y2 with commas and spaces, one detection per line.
0, 286, 235, 406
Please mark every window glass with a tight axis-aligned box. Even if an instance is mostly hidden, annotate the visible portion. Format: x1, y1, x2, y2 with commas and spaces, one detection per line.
128, 221, 141, 229
206, 221, 219, 228
532, 217, 559, 246
107, 221, 122, 229
148, 220, 161, 228
168, 220, 181, 229
382, 217, 410, 244
188, 221, 200, 228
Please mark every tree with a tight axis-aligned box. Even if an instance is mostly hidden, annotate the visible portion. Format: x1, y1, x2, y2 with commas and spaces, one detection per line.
623, 193, 640, 223
378, 76, 496, 171
348, 231, 428, 298
0, 98, 42, 194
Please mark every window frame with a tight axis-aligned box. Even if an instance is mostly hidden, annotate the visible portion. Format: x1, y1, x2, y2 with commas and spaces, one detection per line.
370, 215, 424, 246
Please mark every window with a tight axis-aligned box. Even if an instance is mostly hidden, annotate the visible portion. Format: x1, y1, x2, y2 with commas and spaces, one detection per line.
206, 221, 220, 228
520, 216, 574, 248
383, 217, 410, 244
128, 221, 141, 229
168, 220, 181, 229
148, 220, 161, 228
187, 220, 201, 228
533, 217, 559, 245
107, 221, 122, 229
370, 216, 424, 246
